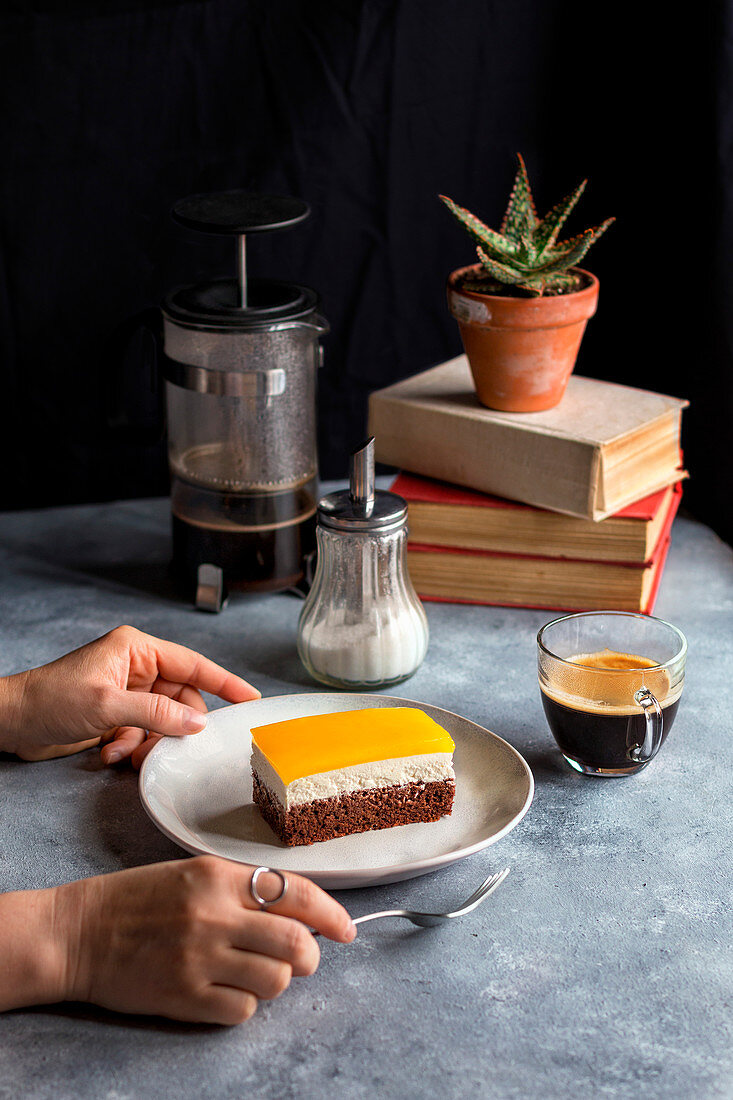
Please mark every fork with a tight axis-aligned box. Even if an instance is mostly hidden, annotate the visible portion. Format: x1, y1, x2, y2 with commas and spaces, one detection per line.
350, 867, 510, 930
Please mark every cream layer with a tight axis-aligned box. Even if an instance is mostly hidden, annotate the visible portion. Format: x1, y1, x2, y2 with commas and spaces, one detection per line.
251, 745, 455, 811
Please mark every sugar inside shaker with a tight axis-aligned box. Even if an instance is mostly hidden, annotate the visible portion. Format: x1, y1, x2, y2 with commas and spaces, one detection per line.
297, 438, 429, 688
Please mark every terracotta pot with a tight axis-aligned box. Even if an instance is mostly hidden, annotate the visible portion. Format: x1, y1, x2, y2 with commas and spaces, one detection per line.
447, 265, 599, 412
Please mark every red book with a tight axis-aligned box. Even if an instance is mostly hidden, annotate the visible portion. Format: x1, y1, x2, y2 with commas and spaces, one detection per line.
392, 473, 682, 565
392, 474, 682, 614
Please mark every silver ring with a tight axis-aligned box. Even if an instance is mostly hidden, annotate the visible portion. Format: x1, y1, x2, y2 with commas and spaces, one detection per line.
250, 866, 288, 909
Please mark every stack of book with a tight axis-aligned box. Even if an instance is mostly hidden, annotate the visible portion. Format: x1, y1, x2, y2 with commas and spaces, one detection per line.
368, 355, 688, 613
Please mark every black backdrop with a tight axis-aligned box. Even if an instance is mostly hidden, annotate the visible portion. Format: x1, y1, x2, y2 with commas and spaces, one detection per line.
1, 1, 730, 544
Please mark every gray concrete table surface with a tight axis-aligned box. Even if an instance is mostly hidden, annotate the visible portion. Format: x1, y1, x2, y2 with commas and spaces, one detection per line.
0, 495, 731, 1100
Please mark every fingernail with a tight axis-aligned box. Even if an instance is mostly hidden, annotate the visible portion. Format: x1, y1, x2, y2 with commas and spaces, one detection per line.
347, 920, 357, 941
106, 750, 122, 764
183, 711, 207, 732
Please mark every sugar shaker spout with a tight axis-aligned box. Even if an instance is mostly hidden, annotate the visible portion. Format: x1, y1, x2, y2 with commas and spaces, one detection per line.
350, 437, 376, 512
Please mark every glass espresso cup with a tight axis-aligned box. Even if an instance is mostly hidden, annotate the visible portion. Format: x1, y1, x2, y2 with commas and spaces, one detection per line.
537, 611, 687, 776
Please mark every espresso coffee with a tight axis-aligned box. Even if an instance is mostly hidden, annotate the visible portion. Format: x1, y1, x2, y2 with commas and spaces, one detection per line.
540, 648, 681, 772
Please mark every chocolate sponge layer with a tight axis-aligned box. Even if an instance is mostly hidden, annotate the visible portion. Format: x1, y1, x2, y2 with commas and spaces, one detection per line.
252, 772, 455, 847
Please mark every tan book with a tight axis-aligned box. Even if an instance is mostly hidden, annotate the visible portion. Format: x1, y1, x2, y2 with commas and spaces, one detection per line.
406, 538, 673, 614
369, 355, 688, 520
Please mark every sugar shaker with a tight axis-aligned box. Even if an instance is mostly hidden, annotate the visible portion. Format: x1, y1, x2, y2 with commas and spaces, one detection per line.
297, 438, 429, 688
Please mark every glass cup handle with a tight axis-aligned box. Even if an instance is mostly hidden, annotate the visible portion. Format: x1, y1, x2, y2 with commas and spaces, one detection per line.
629, 687, 664, 762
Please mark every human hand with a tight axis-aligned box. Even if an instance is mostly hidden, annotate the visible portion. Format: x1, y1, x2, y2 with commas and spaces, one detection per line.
39, 857, 355, 1023
0, 625, 259, 767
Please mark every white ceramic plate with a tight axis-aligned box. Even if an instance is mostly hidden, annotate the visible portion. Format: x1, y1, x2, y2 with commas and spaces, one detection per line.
139, 693, 534, 889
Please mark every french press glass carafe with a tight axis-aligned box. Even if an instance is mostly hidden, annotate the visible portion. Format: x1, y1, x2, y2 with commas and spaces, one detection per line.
162, 192, 328, 609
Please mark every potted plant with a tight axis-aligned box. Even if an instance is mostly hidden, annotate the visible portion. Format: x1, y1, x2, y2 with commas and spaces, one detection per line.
441, 154, 613, 412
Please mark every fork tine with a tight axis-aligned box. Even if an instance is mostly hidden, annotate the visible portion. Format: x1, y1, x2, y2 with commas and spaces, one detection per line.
451, 867, 510, 916
449, 880, 494, 911
456, 868, 507, 909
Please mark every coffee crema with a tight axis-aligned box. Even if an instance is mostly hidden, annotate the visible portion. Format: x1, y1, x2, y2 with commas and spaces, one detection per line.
540, 647, 682, 772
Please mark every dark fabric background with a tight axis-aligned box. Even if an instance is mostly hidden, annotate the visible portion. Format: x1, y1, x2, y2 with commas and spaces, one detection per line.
1, 1, 729, 544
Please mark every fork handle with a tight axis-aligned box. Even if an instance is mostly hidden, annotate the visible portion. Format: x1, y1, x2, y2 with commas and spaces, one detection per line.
352, 910, 406, 926
311, 909, 405, 937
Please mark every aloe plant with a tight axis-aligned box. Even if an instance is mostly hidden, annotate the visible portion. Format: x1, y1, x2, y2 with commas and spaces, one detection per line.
440, 154, 614, 297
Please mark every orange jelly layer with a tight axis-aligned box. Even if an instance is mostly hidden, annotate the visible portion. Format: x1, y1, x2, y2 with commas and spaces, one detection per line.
251, 707, 455, 785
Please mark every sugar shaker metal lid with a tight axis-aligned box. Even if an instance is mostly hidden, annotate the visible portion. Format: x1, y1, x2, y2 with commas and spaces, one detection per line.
317, 438, 407, 533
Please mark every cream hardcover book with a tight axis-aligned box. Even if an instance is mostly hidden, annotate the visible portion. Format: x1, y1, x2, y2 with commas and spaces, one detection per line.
368, 355, 688, 521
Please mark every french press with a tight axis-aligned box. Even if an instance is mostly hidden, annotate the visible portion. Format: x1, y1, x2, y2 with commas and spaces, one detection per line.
161, 191, 328, 610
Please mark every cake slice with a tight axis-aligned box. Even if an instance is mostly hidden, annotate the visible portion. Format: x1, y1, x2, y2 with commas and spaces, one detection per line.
250, 707, 456, 846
